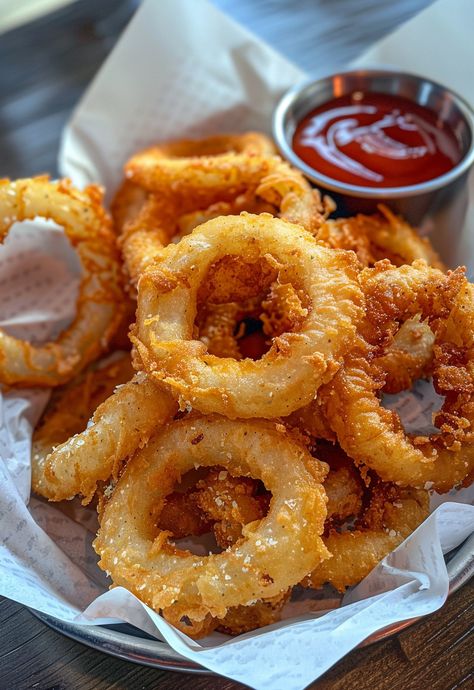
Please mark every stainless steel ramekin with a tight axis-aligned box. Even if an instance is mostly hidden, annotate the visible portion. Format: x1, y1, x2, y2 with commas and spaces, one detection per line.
273, 69, 474, 267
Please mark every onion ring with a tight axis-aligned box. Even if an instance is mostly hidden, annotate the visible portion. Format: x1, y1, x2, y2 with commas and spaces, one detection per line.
116, 156, 327, 287
304, 483, 429, 591
116, 133, 331, 288
116, 193, 177, 288
178, 160, 333, 237
316, 204, 445, 270
287, 316, 436, 434
375, 315, 435, 394
216, 589, 292, 635
34, 373, 177, 503
191, 468, 270, 550
284, 398, 336, 442
114, 182, 281, 289
255, 159, 334, 235
32, 353, 134, 497
0, 177, 125, 386
94, 416, 330, 633
124, 132, 277, 196
177, 190, 277, 237
132, 213, 363, 418
157, 467, 285, 636
322, 260, 474, 492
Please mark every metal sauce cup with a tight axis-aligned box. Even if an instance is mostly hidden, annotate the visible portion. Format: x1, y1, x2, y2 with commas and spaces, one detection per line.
273, 69, 474, 267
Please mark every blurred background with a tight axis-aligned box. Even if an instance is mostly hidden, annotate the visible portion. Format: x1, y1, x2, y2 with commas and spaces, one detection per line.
0, 0, 434, 177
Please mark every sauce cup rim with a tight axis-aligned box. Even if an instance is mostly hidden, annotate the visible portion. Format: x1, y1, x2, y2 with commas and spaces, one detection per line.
272, 68, 474, 199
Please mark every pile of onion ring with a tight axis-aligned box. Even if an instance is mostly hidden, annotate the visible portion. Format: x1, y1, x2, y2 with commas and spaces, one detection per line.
23, 132, 473, 640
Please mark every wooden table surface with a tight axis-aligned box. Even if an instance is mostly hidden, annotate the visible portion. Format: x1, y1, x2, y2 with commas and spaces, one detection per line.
0, 1, 472, 688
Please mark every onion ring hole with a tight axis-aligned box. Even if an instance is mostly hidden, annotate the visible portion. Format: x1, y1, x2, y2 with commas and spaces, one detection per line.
382, 378, 445, 437
0, 219, 81, 344
156, 465, 272, 554
195, 254, 309, 361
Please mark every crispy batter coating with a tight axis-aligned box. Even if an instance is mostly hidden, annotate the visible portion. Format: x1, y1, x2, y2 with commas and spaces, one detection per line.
304, 483, 429, 591
255, 158, 332, 234
322, 261, 474, 492
94, 416, 330, 635
284, 398, 336, 442
260, 282, 309, 338
23, 133, 474, 642
216, 589, 292, 635
375, 315, 435, 393
115, 134, 278, 286
114, 133, 332, 288
35, 373, 177, 504
177, 191, 277, 237
323, 462, 364, 528
327, 206, 443, 394
158, 490, 212, 539
32, 354, 134, 497
316, 204, 445, 270
125, 133, 277, 196
154, 446, 365, 632
132, 213, 363, 419
192, 469, 270, 549
197, 255, 276, 305
198, 302, 246, 360
196, 280, 308, 363
111, 180, 148, 234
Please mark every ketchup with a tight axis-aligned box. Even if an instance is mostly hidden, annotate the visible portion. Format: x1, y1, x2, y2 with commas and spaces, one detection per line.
292, 91, 462, 188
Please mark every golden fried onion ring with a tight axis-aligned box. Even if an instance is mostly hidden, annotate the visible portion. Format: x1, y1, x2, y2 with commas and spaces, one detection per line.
34, 373, 177, 503
116, 149, 327, 287
316, 204, 445, 270
132, 213, 363, 418
94, 416, 330, 631
177, 158, 332, 238
32, 354, 134, 499
177, 191, 277, 237
217, 589, 292, 635
124, 132, 277, 195
323, 261, 474, 492
314, 205, 442, 394
284, 398, 336, 442
305, 483, 429, 591
375, 315, 435, 394
287, 316, 436, 434
0, 177, 124, 386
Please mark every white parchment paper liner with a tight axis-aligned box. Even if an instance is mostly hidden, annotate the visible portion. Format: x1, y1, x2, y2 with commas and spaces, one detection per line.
0, 1, 473, 688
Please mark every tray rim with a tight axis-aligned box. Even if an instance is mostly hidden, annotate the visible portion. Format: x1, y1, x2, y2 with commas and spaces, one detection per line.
30, 531, 474, 675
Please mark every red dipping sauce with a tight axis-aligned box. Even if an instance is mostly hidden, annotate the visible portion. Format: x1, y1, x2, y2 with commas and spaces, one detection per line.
292, 92, 462, 188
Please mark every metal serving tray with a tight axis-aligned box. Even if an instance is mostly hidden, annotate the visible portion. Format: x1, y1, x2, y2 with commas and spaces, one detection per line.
31, 532, 474, 674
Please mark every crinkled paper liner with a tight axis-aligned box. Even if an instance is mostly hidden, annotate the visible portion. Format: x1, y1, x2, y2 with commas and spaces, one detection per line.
1, 1, 473, 688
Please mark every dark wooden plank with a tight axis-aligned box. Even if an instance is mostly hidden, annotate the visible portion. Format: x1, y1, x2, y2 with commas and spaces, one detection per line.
312, 579, 474, 690
1, 583, 472, 690
0, 598, 244, 690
